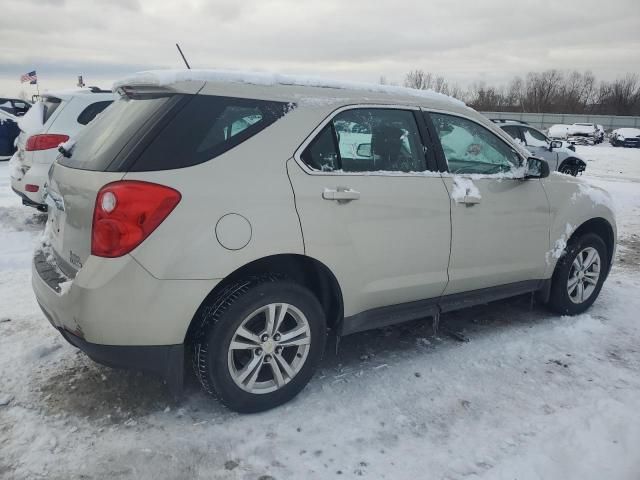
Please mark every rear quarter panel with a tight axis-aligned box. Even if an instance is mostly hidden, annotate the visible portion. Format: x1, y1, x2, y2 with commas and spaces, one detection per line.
123, 106, 327, 280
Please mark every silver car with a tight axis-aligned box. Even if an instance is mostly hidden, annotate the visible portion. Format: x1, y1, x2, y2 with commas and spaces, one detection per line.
33, 71, 615, 412
494, 120, 586, 176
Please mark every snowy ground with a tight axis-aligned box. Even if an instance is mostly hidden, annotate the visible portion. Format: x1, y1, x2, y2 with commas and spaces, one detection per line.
1, 145, 639, 480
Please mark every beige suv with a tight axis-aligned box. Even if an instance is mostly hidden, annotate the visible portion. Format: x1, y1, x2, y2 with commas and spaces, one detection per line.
33, 70, 616, 412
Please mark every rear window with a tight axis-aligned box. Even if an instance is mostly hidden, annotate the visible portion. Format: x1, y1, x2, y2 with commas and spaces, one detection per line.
59, 93, 176, 171
59, 93, 291, 172
42, 96, 62, 123
77, 100, 113, 125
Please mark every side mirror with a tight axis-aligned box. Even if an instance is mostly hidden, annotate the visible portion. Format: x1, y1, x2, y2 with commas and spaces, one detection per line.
525, 157, 550, 179
549, 140, 563, 150
356, 143, 372, 157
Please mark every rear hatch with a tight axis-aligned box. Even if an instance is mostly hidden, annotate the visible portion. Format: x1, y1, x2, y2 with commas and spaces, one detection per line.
45, 90, 181, 276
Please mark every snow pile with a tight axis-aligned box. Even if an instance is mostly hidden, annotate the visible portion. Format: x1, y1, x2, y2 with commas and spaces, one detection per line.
451, 176, 481, 203
113, 69, 466, 107
546, 223, 573, 264
17, 101, 44, 135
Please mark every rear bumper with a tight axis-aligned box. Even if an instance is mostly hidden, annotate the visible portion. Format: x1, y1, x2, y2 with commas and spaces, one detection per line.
10, 160, 48, 207
49, 321, 184, 392
32, 249, 217, 346
12, 186, 47, 210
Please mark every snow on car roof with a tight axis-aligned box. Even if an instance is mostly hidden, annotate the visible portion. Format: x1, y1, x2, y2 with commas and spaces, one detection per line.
613, 127, 640, 136
113, 69, 466, 107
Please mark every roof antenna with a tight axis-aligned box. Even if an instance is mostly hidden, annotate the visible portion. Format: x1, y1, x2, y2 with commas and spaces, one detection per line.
176, 43, 191, 69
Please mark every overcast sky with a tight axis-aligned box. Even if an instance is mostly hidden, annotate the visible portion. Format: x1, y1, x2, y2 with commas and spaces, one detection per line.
1, 0, 639, 98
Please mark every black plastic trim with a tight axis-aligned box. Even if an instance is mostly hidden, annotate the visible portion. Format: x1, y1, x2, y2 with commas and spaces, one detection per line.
340, 279, 544, 336
58, 328, 184, 396
12, 187, 47, 211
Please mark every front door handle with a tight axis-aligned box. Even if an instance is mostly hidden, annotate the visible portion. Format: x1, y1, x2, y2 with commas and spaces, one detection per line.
462, 194, 481, 205
323, 187, 361, 202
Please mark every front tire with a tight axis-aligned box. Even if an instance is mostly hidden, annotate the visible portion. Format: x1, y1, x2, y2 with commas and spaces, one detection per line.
559, 164, 578, 176
192, 277, 326, 413
547, 233, 608, 315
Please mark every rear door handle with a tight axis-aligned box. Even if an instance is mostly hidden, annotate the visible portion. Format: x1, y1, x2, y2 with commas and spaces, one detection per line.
323, 187, 360, 202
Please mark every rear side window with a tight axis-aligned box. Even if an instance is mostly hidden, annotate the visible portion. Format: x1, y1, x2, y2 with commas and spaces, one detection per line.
501, 125, 521, 142
130, 95, 291, 171
301, 108, 427, 173
42, 96, 62, 123
77, 100, 113, 125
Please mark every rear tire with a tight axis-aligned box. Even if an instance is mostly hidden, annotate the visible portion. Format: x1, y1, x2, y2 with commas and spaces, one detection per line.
547, 233, 608, 315
191, 276, 326, 413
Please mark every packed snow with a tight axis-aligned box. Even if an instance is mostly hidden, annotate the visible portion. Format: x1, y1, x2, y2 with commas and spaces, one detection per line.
113, 69, 466, 107
1, 144, 640, 479
450, 176, 481, 203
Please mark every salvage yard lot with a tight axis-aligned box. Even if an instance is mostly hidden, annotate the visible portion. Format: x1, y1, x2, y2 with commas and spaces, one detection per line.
1, 144, 639, 479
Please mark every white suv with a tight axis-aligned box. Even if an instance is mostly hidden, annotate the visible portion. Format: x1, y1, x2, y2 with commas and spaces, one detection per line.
9, 88, 114, 210
33, 70, 616, 412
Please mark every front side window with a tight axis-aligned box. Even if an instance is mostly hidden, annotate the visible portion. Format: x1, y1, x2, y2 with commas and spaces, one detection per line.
522, 127, 548, 148
430, 113, 520, 175
301, 108, 427, 173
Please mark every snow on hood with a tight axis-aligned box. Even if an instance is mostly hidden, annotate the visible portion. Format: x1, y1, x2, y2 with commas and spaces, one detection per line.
16, 101, 44, 135
113, 69, 466, 107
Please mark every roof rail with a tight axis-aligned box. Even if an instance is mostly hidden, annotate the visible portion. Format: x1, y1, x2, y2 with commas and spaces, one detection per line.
88, 86, 112, 93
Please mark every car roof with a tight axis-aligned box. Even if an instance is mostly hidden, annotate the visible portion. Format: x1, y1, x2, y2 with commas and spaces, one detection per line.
113, 68, 469, 113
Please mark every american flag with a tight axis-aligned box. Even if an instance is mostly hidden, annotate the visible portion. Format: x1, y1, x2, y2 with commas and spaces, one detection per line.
20, 71, 37, 84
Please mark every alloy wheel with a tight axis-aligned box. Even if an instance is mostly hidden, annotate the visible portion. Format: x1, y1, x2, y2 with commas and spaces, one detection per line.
227, 303, 311, 394
567, 247, 601, 304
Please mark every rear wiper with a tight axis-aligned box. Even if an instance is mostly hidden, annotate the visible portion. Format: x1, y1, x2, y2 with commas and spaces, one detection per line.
58, 139, 76, 158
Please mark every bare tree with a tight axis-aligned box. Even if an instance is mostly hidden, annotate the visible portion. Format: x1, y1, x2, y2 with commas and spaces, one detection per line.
398, 68, 640, 115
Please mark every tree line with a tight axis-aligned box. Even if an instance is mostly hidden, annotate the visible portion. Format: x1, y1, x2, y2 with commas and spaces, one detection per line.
400, 69, 640, 116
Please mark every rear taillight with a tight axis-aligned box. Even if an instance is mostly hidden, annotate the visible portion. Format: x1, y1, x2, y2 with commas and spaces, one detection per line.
91, 181, 181, 258
25, 184, 40, 192
25, 134, 70, 151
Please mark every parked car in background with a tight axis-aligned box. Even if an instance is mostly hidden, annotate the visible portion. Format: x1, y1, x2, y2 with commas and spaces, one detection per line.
495, 120, 586, 176
610, 128, 640, 148
9, 87, 114, 210
0, 110, 20, 160
548, 124, 571, 140
595, 124, 605, 144
567, 123, 598, 145
0, 97, 31, 117
34, 70, 615, 413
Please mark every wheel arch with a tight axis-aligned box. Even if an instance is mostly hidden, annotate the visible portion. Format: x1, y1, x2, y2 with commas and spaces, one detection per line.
184, 254, 344, 344
540, 216, 615, 304
569, 217, 615, 271
558, 157, 586, 175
